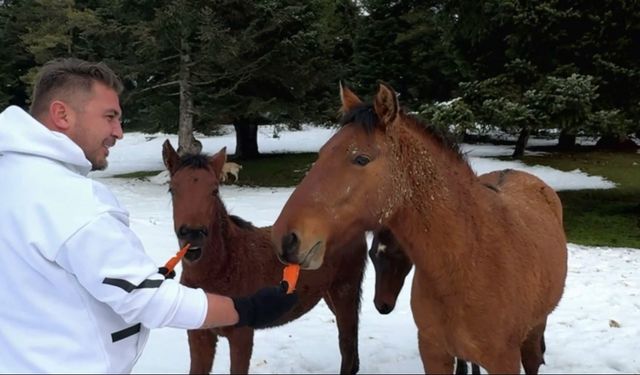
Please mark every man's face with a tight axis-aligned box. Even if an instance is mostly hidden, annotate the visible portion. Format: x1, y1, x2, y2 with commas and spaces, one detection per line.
68, 82, 123, 171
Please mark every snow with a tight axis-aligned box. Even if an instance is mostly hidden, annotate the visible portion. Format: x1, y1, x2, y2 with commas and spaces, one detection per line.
88, 125, 638, 374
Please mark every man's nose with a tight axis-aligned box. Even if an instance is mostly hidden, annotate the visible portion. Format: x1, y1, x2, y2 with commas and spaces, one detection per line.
113, 121, 124, 139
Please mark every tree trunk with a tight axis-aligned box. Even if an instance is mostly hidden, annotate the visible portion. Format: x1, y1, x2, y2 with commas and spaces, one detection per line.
558, 129, 576, 150
595, 134, 639, 151
176, 37, 201, 156
234, 120, 259, 159
512, 127, 529, 158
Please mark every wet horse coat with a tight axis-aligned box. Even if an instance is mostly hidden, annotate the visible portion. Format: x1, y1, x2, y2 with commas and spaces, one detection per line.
271, 83, 567, 374
162, 140, 367, 374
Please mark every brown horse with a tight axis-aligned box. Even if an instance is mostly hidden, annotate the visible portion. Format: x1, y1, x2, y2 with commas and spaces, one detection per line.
369, 229, 412, 315
162, 140, 367, 374
271, 83, 567, 374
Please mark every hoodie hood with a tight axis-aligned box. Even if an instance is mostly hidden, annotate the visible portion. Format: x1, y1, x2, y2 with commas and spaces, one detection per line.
0, 105, 92, 175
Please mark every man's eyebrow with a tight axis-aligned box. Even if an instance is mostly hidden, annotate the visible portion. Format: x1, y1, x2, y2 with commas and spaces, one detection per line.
106, 109, 122, 119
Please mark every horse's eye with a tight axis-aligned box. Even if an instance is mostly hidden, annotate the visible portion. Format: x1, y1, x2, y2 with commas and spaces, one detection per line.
168, 187, 174, 195
353, 155, 370, 166
212, 188, 219, 196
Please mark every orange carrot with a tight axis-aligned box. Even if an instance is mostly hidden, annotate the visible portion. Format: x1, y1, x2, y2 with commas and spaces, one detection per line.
164, 243, 191, 274
282, 264, 301, 294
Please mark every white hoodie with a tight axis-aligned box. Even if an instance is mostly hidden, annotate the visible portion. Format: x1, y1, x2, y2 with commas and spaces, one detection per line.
0, 106, 207, 373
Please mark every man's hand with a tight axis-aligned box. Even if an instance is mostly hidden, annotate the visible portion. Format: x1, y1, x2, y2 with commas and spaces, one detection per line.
232, 281, 298, 329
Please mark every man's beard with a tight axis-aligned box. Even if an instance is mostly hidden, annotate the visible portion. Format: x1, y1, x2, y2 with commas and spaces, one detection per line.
91, 160, 108, 171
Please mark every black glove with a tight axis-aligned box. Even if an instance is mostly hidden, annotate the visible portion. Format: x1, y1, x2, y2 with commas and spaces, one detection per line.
158, 266, 176, 279
232, 281, 299, 329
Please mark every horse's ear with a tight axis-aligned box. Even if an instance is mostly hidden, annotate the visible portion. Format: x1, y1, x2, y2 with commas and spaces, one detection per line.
373, 82, 399, 130
162, 139, 180, 176
339, 81, 362, 114
210, 146, 227, 181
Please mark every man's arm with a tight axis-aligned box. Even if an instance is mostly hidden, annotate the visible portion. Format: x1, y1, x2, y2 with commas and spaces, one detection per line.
200, 282, 298, 329
200, 294, 239, 328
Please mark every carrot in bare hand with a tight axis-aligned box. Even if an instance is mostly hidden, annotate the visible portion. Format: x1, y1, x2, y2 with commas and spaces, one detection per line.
282, 264, 300, 294
164, 243, 191, 275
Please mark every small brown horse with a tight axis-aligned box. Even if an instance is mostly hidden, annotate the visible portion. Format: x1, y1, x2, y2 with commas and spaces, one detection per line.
370, 229, 481, 375
369, 229, 412, 315
162, 140, 367, 374
271, 83, 567, 374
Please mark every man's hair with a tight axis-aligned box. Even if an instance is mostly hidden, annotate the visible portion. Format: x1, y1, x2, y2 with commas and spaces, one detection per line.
30, 57, 123, 118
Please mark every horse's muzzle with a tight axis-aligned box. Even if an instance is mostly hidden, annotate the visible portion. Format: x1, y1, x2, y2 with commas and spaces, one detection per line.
176, 226, 207, 261
280, 232, 301, 264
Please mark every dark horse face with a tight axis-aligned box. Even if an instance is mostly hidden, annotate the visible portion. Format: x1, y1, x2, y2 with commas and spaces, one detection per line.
369, 229, 413, 314
272, 83, 401, 269
162, 140, 226, 263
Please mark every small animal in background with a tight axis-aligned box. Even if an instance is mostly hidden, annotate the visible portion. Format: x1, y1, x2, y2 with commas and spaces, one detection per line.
221, 162, 242, 183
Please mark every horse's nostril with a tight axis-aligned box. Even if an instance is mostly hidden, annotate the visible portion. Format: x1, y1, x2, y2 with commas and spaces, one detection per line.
177, 225, 189, 238
377, 303, 393, 315
177, 225, 207, 240
281, 232, 300, 261
283, 232, 299, 250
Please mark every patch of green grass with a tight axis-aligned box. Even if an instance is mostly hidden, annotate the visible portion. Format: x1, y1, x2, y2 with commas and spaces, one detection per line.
231, 153, 318, 187
516, 150, 640, 248
113, 170, 163, 179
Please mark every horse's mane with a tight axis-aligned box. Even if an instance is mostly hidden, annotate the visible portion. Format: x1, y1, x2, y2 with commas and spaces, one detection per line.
340, 104, 464, 160
176, 153, 210, 171
229, 215, 255, 230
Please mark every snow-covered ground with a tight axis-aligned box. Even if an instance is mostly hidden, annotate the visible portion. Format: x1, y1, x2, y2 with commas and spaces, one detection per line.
89, 126, 638, 374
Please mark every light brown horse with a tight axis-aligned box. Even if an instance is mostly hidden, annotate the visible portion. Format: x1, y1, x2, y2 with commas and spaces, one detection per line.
271, 83, 567, 374
162, 140, 367, 374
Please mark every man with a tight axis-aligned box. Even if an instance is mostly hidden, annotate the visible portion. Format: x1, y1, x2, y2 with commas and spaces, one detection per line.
0, 58, 297, 373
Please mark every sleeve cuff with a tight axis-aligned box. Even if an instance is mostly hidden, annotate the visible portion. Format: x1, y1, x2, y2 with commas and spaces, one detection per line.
168, 284, 208, 329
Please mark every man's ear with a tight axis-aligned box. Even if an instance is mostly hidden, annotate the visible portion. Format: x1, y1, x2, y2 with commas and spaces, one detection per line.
49, 101, 72, 131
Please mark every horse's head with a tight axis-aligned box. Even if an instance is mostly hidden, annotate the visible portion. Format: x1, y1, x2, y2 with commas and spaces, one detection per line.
272, 82, 404, 269
162, 140, 226, 263
369, 229, 412, 314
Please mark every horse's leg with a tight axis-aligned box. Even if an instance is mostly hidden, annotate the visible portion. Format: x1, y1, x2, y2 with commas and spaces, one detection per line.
471, 362, 481, 374
520, 319, 547, 375
187, 329, 218, 374
454, 358, 468, 374
324, 268, 364, 374
483, 348, 521, 374
417, 332, 455, 374
454, 359, 482, 375
324, 291, 359, 374
226, 327, 255, 374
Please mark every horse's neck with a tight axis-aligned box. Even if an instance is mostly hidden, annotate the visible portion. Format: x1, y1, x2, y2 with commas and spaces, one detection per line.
386, 124, 485, 293
199, 203, 239, 275
389, 122, 478, 221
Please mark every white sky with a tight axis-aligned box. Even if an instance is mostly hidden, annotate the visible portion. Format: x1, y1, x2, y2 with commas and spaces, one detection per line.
91, 126, 638, 374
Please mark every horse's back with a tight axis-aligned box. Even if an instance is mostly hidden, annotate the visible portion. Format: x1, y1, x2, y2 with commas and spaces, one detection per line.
479, 169, 563, 225
477, 169, 567, 318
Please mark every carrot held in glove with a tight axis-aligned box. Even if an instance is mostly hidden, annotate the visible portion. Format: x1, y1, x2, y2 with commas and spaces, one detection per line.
232, 281, 298, 328
282, 264, 300, 294
158, 243, 190, 279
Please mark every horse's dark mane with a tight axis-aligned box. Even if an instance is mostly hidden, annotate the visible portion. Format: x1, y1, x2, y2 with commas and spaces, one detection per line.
229, 215, 255, 230
339, 104, 379, 133
340, 104, 464, 159
177, 153, 210, 170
